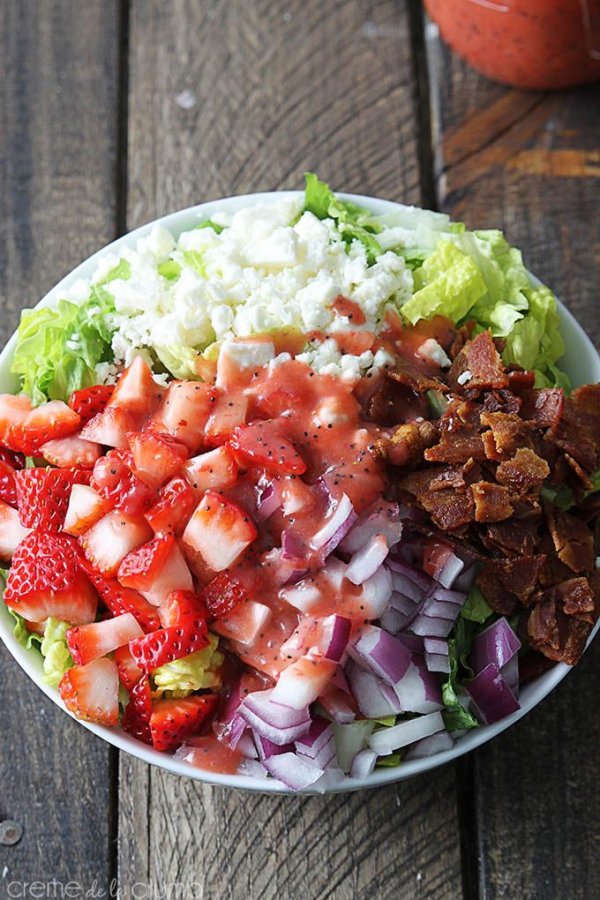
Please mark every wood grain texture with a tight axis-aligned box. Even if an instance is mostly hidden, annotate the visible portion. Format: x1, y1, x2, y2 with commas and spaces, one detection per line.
0, 0, 120, 890
427, 25, 600, 900
119, 2, 463, 898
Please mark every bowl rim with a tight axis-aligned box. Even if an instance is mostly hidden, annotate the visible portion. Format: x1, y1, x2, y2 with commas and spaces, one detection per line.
1, 189, 598, 794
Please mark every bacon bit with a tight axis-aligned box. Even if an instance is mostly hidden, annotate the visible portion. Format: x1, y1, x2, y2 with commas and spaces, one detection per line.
519, 388, 564, 428
384, 421, 438, 467
546, 508, 594, 574
448, 320, 476, 360
507, 369, 536, 391
480, 411, 534, 461
483, 519, 540, 557
448, 330, 509, 392
496, 447, 550, 495
470, 481, 514, 523
482, 389, 522, 415
564, 453, 594, 490
425, 430, 486, 464
546, 384, 600, 475
554, 577, 596, 621
388, 363, 449, 395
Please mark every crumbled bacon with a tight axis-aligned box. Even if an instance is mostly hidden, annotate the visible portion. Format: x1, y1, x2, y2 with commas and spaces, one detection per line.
482, 389, 522, 415
448, 330, 509, 392
480, 411, 533, 461
388, 363, 448, 395
519, 388, 564, 427
470, 481, 514, 523
496, 447, 550, 495
546, 508, 595, 574
546, 384, 600, 475
483, 518, 540, 557
382, 421, 438, 467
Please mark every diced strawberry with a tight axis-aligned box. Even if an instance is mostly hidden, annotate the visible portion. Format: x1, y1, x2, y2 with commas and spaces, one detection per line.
182, 491, 257, 576
128, 431, 187, 489
40, 434, 103, 469
118, 534, 193, 606
331, 295, 366, 326
215, 339, 274, 391
0, 395, 33, 452
0, 397, 81, 455
144, 476, 197, 535
80, 406, 139, 449
183, 446, 238, 494
114, 645, 144, 691
108, 357, 165, 424
0, 500, 31, 562
4, 531, 97, 624
212, 598, 271, 646
145, 381, 216, 452
0, 459, 18, 507
15, 467, 89, 531
59, 657, 119, 726
129, 616, 209, 673
159, 590, 209, 628
230, 420, 307, 475
198, 571, 249, 620
0, 447, 25, 470
205, 392, 248, 446
149, 694, 218, 752
81, 566, 161, 632
91, 450, 154, 515
121, 674, 153, 743
63, 484, 113, 537
68, 384, 114, 423
79, 509, 153, 576
67, 613, 143, 666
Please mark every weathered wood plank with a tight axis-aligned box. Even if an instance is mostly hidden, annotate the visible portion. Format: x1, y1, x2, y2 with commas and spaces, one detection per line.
0, 0, 121, 890
119, 2, 463, 897
427, 24, 600, 900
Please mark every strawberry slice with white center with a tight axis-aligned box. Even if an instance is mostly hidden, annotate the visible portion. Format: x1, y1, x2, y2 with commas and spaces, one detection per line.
149, 694, 218, 752
114, 644, 144, 691
79, 509, 153, 576
68, 384, 114, 423
117, 534, 193, 606
81, 565, 160, 632
128, 431, 187, 489
80, 406, 139, 449
59, 657, 119, 726
0, 394, 34, 451
91, 450, 154, 516
129, 615, 209, 672
205, 392, 248, 447
229, 420, 307, 475
64, 484, 114, 537
144, 475, 197, 536
0, 396, 81, 455
182, 491, 257, 577
183, 446, 238, 494
108, 357, 165, 426
66, 612, 144, 665
4, 531, 97, 624
159, 589, 209, 628
0, 459, 18, 507
0, 500, 31, 561
15, 467, 90, 531
212, 598, 271, 646
40, 434, 103, 469
121, 674, 153, 743
145, 381, 216, 453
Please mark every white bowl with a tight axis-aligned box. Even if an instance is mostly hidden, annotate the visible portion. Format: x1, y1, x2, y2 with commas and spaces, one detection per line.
1, 191, 598, 794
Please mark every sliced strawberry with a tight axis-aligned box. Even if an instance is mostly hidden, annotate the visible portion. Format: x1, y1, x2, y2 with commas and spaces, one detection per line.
159, 589, 209, 628
80, 406, 139, 449
0, 459, 18, 507
230, 420, 307, 475
198, 571, 249, 620
108, 357, 165, 424
91, 450, 154, 515
0, 394, 33, 452
0, 500, 31, 562
205, 392, 248, 447
183, 446, 238, 494
81, 566, 160, 631
68, 384, 114, 423
114, 644, 144, 691
79, 509, 153, 576
121, 674, 153, 744
0, 447, 25, 470
128, 431, 187, 489
66, 612, 143, 665
15, 467, 90, 531
117, 534, 193, 606
63, 484, 113, 537
129, 616, 209, 673
4, 531, 97, 624
144, 475, 197, 535
17, 400, 81, 455
145, 381, 216, 452
59, 657, 119, 726
40, 434, 103, 469
149, 694, 218, 752
182, 491, 257, 576
212, 598, 271, 646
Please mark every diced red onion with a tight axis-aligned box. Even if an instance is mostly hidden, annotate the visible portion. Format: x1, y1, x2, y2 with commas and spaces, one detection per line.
294, 717, 334, 758
281, 614, 351, 663
394, 632, 425, 655
368, 711, 445, 756
281, 529, 307, 561
346, 659, 403, 718
263, 752, 325, 790
271, 657, 336, 710
346, 533, 390, 585
322, 615, 352, 662
256, 483, 281, 521
389, 572, 425, 602
405, 730, 454, 760
254, 733, 293, 760
360, 565, 393, 617
236, 730, 259, 759
318, 685, 356, 724
390, 592, 421, 618
334, 720, 375, 772
341, 500, 404, 554
466, 663, 520, 724
386, 558, 432, 592
310, 493, 356, 553
425, 545, 464, 589
296, 734, 337, 770
409, 588, 465, 638
222, 714, 247, 750
500, 655, 519, 698
471, 617, 521, 676
348, 625, 412, 685
380, 605, 405, 635
424, 637, 448, 656
350, 748, 378, 779
425, 653, 450, 674
454, 563, 478, 593
239, 689, 311, 745
331, 665, 350, 694
280, 578, 322, 614
393, 660, 443, 713
314, 766, 345, 791
238, 759, 268, 779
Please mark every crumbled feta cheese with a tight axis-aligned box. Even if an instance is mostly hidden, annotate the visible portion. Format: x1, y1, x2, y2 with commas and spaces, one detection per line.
457, 369, 472, 385
417, 338, 451, 369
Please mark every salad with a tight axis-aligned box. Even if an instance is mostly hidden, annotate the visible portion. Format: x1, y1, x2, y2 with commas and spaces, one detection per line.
1, 175, 598, 791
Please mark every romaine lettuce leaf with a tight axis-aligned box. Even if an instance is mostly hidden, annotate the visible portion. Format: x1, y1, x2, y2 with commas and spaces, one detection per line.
401, 240, 487, 325
152, 633, 223, 698
304, 173, 383, 264
40, 618, 74, 687
8, 608, 43, 651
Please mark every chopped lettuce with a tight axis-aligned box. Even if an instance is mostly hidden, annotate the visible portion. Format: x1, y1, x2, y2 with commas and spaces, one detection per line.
98, 258, 131, 285
8, 608, 43, 651
441, 616, 480, 732
40, 618, 74, 687
181, 249, 208, 279
153, 344, 201, 380
304, 173, 383, 264
152, 633, 223, 698
541, 468, 600, 512
461, 586, 493, 625
402, 240, 487, 325
196, 220, 225, 234
157, 260, 182, 281
375, 752, 403, 767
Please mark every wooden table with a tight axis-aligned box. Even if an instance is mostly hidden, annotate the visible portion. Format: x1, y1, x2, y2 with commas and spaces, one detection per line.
1, 2, 598, 897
